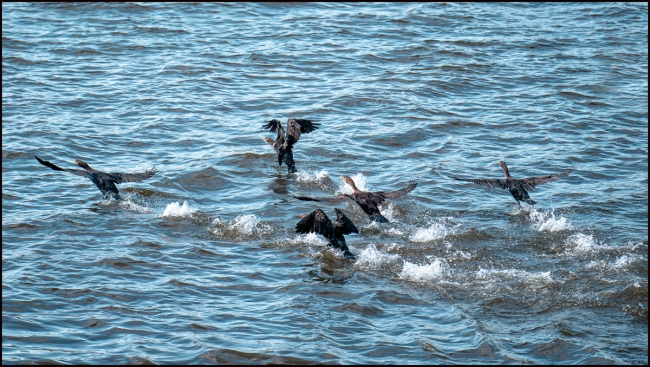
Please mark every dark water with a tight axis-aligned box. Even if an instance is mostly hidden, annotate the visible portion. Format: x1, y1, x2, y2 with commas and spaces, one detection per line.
3, 2, 647, 364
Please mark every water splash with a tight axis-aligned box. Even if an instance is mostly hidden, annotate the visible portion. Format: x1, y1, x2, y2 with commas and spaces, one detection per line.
231, 214, 263, 235
295, 169, 329, 183
564, 233, 600, 254
385, 227, 404, 236
528, 207, 573, 232
585, 254, 640, 272
210, 214, 271, 239
399, 258, 450, 282
161, 201, 196, 217
476, 268, 553, 285
409, 217, 457, 243
118, 198, 151, 213
293, 232, 329, 246
355, 244, 402, 270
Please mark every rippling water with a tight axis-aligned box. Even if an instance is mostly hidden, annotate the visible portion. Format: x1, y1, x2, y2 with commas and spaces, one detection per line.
3, 3, 647, 364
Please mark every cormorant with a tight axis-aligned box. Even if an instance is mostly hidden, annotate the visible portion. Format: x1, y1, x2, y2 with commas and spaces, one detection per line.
294, 176, 417, 223
449, 161, 573, 205
262, 118, 319, 174
35, 155, 157, 200
295, 208, 358, 260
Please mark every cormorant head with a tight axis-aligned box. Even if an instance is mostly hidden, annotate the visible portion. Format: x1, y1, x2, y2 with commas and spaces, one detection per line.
340, 176, 358, 191
74, 159, 92, 171
498, 161, 511, 177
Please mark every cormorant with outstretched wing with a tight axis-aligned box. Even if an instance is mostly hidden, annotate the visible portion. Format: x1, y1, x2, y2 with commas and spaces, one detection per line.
262, 118, 319, 174
449, 161, 573, 205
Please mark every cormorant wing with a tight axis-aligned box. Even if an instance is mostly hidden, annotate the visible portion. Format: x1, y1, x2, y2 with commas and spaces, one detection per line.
378, 180, 418, 199
293, 194, 351, 203
264, 120, 287, 146
263, 119, 282, 133
519, 169, 573, 191
449, 176, 508, 190
106, 168, 157, 184
333, 208, 359, 235
35, 155, 88, 178
295, 209, 337, 242
285, 118, 319, 148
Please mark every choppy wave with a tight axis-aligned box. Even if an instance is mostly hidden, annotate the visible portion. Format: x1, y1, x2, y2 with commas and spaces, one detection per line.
585, 254, 643, 272
3, 2, 646, 365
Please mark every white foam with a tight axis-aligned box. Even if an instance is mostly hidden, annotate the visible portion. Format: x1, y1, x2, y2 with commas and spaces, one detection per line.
210, 217, 224, 235
294, 232, 329, 246
295, 169, 329, 182
339, 172, 368, 194
161, 201, 196, 217
399, 259, 450, 282
118, 198, 151, 213
528, 208, 573, 232
355, 244, 402, 270
210, 214, 271, 238
385, 227, 404, 236
476, 268, 553, 284
613, 255, 636, 269
409, 218, 457, 242
385, 243, 401, 251
586, 255, 640, 272
231, 214, 268, 235
565, 233, 599, 253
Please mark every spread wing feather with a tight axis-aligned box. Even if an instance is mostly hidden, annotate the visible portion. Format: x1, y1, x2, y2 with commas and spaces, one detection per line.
520, 169, 573, 191
107, 168, 158, 184
263, 120, 286, 147
263, 120, 281, 133
379, 180, 418, 198
286, 118, 319, 148
293, 195, 351, 203
333, 208, 359, 235
449, 176, 508, 190
35, 155, 88, 178
295, 209, 337, 242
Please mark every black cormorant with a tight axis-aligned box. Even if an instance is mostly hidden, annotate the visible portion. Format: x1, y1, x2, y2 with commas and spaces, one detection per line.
262, 118, 319, 174
449, 161, 573, 205
294, 176, 417, 223
35, 155, 157, 200
295, 208, 358, 259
